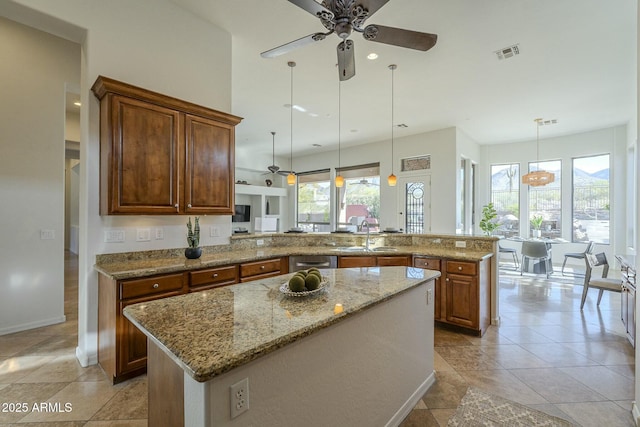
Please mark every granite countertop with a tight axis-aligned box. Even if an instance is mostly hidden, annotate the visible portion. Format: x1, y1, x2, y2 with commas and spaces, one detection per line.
96, 245, 493, 280
123, 266, 440, 382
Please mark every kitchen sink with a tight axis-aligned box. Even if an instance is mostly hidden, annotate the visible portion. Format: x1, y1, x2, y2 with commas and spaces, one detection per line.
370, 246, 398, 252
333, 246, 367, 252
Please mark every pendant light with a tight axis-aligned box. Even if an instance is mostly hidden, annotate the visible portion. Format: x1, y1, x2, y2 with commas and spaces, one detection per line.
287, 61, 297, 186
521, 118, 555, 186
335, 78, 344, 188
387, 64, 398, 186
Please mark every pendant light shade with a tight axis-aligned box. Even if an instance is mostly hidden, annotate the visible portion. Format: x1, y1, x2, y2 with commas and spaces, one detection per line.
335, 79, 344, 188
522, 118, 555, 187
387, 64, 397, 186
287, 61, 297, 186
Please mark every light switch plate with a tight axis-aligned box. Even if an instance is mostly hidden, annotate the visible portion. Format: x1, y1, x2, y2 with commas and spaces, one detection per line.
40, 229, 55, 240
104, 229, 125, 243
455, 241, 466, 248
136, 228, 151, 242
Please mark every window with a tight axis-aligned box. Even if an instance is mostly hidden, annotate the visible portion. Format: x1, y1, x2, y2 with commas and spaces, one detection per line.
528, 160, 561, 238
490, 163, 520, 238
336, 163, 380, 232
296, 169, 331, 232
572, 154, 610, 244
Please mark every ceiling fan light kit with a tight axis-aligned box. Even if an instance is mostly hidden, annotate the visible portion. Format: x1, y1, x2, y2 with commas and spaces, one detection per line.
522, 118, 555, 187
261, 0, 437, 81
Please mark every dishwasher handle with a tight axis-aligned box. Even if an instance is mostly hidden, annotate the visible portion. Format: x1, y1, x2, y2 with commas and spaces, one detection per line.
295, 261, 332, 268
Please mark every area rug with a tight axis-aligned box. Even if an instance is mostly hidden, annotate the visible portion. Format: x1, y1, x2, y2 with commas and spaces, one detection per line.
447, 387, 575, 426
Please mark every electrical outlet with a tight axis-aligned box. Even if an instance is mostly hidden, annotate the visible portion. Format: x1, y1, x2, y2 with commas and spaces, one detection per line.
426, 288, 433, 305
455, 241, 466, 248
256, 239, 264, 246
230, 378, 249, 418
210, 226, 220, 237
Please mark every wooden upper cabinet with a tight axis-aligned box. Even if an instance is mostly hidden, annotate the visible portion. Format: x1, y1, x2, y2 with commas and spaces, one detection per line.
92, 76, 242, 215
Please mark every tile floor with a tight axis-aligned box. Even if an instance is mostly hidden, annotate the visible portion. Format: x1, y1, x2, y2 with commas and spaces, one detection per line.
0, 253, 636, 426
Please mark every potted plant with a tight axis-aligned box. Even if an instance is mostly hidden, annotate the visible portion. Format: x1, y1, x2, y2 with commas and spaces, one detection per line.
185, 216, 202, 259
479, 203, 500, 236
530, 215, 543, 238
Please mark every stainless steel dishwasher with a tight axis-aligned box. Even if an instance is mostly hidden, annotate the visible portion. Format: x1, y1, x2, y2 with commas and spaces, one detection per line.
288, 255, 337, 272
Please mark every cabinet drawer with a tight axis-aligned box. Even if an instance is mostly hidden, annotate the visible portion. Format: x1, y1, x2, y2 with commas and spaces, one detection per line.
377, 256, 410, 266
240, 258, 282, 278
120, 273, 185, 300
338, 256, 377, 268
190, 265, 238, 289
446, 261, 477, 276
413, 257, 441, 270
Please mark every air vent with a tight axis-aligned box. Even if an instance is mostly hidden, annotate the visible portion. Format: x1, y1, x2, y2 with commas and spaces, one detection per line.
495, 44, 520, 60
538, 119, 558, 126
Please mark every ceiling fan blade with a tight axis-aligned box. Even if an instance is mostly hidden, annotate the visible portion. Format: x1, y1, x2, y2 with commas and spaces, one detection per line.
356, 0, 391, 19
337, 39, 355, 81
288, 0, 334, 20
277, 170, 295, 176
261, 32, 330, 58
363, 24, 437, 51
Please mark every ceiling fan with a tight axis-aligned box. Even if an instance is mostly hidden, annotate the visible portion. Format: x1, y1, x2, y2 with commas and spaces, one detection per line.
264, 131, 294, 176
260, 0, 438, 81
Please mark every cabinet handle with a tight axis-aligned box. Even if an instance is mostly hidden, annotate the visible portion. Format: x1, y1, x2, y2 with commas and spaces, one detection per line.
188, 203, 192, 208
152, 283, 159, 289
446, 278, 449, 282
458, 266, 463, 271
174, 203, 179, 212
261, 265, 265, 270
212, 273, 218, 278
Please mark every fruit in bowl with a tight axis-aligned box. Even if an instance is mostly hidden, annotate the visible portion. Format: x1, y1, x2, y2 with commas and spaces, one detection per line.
288, 268, 324, 292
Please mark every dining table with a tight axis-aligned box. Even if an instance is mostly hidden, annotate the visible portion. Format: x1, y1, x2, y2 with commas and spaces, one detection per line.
507, 236, 569, 275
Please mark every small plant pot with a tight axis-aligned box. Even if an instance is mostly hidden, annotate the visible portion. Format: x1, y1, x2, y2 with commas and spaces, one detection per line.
185, 247, 202, 259
532, 230, 542, 238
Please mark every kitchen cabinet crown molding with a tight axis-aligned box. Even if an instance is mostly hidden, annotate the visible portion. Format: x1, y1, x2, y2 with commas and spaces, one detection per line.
91, 76, 242, 126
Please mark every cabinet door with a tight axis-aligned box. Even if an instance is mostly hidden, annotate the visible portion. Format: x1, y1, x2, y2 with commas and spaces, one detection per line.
107, 95, 181, 214
445, 273, 478, 328
338, 256, 377, 268
184, 114, 235, 214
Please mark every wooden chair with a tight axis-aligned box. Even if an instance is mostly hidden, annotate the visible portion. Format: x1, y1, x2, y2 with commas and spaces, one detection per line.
580, 252, 622, 309
520, 241, 551, 278
561, 241, 596, 276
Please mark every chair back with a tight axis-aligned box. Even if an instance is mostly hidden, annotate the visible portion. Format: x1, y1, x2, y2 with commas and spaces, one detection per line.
521, 241, 548, 258
584, 241, 596, 255
584, 252, 609, 280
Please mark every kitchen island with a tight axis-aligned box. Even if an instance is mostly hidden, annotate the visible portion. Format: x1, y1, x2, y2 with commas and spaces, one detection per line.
124, 266, 439, 427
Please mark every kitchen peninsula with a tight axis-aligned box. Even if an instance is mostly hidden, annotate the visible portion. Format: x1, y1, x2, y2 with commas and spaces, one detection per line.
124, 266, 439, 427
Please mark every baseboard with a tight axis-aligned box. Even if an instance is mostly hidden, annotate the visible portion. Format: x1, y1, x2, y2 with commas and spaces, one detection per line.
385, 370, 437, 427
492, 316, 501, 326
0, 315, 66, 336
75, 346, 98, 367
632, 401, 640, 426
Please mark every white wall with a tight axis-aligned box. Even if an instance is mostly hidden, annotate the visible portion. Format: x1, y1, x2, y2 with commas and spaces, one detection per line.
2, 0, 234, 364
291, 127, 460, 233
0, 16, 80, 334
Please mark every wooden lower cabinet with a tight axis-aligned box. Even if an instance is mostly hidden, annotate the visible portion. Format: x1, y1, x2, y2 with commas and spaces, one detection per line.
99, 257, 286, 383
98, 272, 186, 384
413, 256, 490, 336
338, 255, 410, 268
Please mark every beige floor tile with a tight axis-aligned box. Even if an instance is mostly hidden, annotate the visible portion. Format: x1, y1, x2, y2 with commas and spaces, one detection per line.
433, 346, 503, 371
433, 351, 455, 372
7, 422, 85, 427
457, 370, 548, 405
421, 371, 468, 409
510, 368, 607, 403
525, 403, 576, 424
555, 401, 636, 427
518, 342, 600, 367
83, 421, 147, 427
0, 382, 69, 423
429, 408, 456, 426
19, 355, 88, 383
19, 381, 120, 422
562, 340, 635, 365
15, 336, 77, 357
90, 376, 147, 421
398, 408, 440, 427
559, 365, 634, 400
0, 335, 50, 357
480, 343, 553, 369
497, 326, 555, 344
0, 355, 57, 383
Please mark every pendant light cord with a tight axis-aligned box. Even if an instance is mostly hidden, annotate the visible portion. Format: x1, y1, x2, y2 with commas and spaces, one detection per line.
338, 79, 341, 171
290, 62, 294, 172
390, 64, 395, 175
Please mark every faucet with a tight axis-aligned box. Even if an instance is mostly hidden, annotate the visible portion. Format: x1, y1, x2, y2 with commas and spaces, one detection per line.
360, 220, 371, 251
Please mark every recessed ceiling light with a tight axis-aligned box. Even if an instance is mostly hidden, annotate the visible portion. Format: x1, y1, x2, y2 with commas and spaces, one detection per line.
73, 101, 81, 107
367, 53, 378, 60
